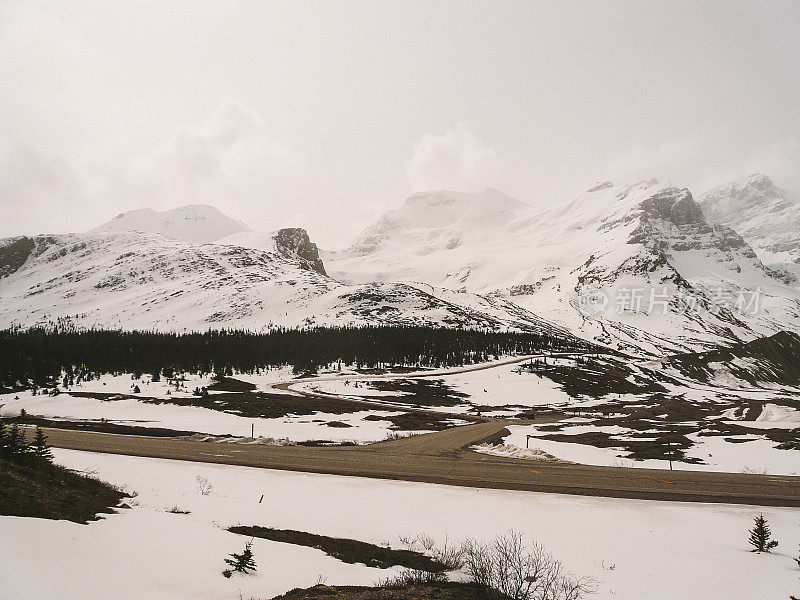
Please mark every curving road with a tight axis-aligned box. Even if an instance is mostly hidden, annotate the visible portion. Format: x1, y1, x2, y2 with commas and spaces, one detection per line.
42, 419, 800, 507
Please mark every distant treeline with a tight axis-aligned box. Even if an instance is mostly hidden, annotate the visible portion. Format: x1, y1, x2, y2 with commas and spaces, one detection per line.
0, 326, 588, 390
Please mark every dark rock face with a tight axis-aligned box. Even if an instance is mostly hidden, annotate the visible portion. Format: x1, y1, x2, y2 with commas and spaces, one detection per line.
639, 188, 705, 226
705, 174, 785, 216
587, 181, 614, 193
273, 228, 327, 276
0, 236, 35, 278
668, 330, 800, 386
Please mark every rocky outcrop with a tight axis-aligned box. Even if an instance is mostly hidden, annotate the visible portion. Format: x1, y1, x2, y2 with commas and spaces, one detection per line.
273, 228, 327, 276
699, 174, 800, 284
639, 188, 705, 226
0, 236, 35, 279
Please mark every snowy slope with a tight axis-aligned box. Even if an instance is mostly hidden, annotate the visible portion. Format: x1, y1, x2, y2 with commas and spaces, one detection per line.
218, 228, 327, 275
92, 204, 250, 244
699, 174, 800, 284
326, 188, 531, 286
0, 229, 562, 334
326, 182, 800, 354
4, 450, 799, 600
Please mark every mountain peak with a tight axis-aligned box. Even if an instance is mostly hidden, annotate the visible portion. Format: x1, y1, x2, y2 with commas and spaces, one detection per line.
272, 227, 327, 276
638, 187, 705, 226
704, 173, 783, 200
586, 181, 614, 193
92, 204, 250, 244
699, 174, 790, 223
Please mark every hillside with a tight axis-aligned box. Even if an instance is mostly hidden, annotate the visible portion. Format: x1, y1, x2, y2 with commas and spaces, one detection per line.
0, 456, 125, 523
91, 205, 250, 244
699, 174, 800, 284
326, 181, 800, 354
665, 330, 800, 387
0, 229, 561, 334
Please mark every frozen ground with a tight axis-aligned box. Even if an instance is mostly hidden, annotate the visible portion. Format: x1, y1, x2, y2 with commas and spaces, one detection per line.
425, 360, 573, 408
2, 449, 799, 600
0, 390, 428, 443
502, 424, 800, 475
294, 358, 576, 415
3, 357, 797, 468
296, 359, 800, 475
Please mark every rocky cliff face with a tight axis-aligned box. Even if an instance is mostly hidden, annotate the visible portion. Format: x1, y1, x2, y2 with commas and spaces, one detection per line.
638, 188, 705, 226
273, 228, 327, 276
0, 236, 35, 278
699, 174, 800, 281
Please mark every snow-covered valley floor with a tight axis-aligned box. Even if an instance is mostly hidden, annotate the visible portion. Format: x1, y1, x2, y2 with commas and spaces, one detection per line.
296, 358, 800, 474
2, 355, 798, 471
494, 422, 800, 476
0, 367, 467, 443
2, 449, 799, 600
0, 389, 434, 443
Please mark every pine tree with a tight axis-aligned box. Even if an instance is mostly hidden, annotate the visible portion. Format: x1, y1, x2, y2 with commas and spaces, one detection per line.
0, 419, 7, 458
7, 424, 23, 457
748, 514, 778, 552
33, 427, 53, 463
224, 541, 257, 574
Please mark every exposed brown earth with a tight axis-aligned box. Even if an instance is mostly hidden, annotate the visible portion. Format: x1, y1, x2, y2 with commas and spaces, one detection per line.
0, 457, 126, 523
270, 582, 490, 600
228, 526, 447, 572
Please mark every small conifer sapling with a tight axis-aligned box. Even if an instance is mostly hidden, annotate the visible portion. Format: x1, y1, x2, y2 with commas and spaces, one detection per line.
33, 427, 54, 462
748, 514, 778, 552
224, 541, 257, 575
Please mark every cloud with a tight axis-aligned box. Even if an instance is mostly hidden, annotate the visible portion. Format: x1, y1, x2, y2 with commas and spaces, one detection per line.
0, 98, 305, 236
598, 136, 800, 196
597, 136, 707, 188
738, 140, 800, 194
405, 123, 505, 192
126, 97, 305, 214
0, 139, 90, 235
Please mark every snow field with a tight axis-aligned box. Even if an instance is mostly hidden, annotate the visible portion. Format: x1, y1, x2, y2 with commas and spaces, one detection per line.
0, 390, 419, 443
2, 449, 799, 600
503, 424, 800, 475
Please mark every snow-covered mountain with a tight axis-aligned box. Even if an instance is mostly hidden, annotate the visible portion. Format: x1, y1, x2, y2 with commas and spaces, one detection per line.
0, 228, 562, 334
699, 174, 800, 285
326, 188, 530, 285
218, 228, 328, 276
92, 205, 250, 244
4, 179, 799, 354
326, 182, 800, 354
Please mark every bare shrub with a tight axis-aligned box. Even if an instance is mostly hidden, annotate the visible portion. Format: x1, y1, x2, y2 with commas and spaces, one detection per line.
463, 531, 594, 600
399, 533, 464, 570
166, 505, 191, 514
196, 475, 214, 495
384, 431, 414, 441
378, 568, 447, 588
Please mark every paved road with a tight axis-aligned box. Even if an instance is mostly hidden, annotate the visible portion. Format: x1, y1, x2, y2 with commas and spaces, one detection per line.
43, 421, 800, 507
272, 354, 584, 420
270, 354, 546, 413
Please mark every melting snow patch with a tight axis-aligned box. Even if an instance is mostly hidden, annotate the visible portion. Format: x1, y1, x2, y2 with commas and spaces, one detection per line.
471, 442, 562, 461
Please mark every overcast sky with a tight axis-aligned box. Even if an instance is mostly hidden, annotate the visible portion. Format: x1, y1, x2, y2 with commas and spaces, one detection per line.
1, 0, 798, 248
